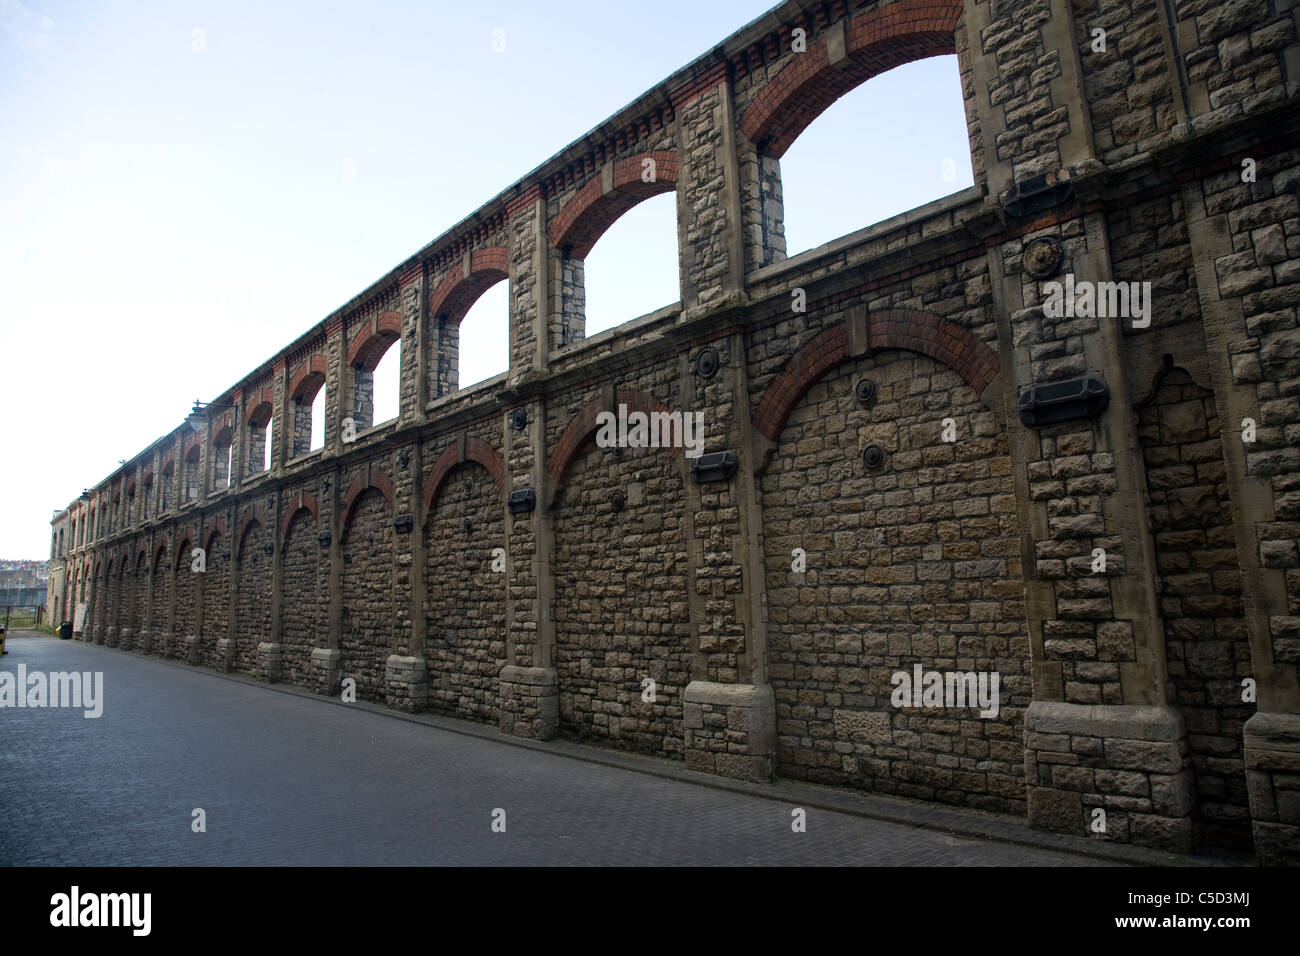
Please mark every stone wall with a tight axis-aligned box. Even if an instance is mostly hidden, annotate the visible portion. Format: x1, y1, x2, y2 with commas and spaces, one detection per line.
281, 509, 321, 687
340, 488, 394, 701
236, 521, 272, 672
62, 0, 1300, 864
763, 348, 1030, 813
422, 460, 506, 725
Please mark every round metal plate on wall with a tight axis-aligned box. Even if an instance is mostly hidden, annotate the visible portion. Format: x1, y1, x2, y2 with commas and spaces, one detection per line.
1024, 236, 1063, 280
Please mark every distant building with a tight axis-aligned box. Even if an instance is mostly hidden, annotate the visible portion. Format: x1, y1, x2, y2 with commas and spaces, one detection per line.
47, 507, 72, 625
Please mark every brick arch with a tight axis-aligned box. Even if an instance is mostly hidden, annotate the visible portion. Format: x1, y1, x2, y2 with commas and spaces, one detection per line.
289, 355, 328, 402
753, 309, 1000, 442
421, 437, 506, 513
739, 0, 964, 158
548, 151, 679, 259
200, 519, 227, 555
211, 407, 235, 434
153, 537, 169, 571
279, 492, 320, 541
246, 389, 275, 427
347, 311, 403, 371
548, 386, 683, 489
174, 537, 193, 571
428, 248, 510, 325
237, 505, 268, 552
341, 466, 395, 528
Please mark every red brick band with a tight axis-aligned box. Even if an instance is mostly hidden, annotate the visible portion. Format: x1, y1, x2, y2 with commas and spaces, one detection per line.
739, 0, 963, 157
548, 152, 679, 259
422, 436, 506, 512
428, 247, 510, 325
753, 309, 999, 441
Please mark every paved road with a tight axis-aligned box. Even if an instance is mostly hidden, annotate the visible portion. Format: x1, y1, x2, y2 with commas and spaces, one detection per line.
1, 633, 1112, 866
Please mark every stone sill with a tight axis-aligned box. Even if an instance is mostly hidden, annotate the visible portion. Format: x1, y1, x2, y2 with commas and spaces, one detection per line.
548, 300, 682, 367
747, 183, 988, 289
425, 369, 509, 417
285, 448, 326, 473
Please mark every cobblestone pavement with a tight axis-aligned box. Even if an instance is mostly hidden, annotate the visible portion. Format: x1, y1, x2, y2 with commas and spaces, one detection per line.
0, 633, 1120, 866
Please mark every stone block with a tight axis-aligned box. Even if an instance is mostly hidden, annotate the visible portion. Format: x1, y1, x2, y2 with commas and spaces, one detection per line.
215, 638, 236, 673
384, 654, 428, 713
311, 647, 342, 695
1028, 786, 1082, 834
257, 642, 282, 683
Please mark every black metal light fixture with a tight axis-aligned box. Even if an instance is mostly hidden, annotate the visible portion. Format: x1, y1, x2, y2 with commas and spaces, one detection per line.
508, 488, 536, 514
185, 399, 236, 431
1017, 376, 1110, 427
690, 451, 738, 483
1002, 172, 1072, 218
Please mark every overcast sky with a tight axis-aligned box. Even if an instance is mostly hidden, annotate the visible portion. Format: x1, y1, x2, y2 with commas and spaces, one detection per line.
0, 0, 973, 559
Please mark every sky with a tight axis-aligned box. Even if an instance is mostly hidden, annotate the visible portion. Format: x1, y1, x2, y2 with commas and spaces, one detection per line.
0, 0, 973, 559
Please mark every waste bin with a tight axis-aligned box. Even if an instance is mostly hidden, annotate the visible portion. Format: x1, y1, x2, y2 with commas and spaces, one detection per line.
60, 621, 72, 640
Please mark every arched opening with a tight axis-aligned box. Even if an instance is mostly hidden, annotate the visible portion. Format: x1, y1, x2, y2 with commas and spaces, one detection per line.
159, 463, 173, 514
428, 252, 509, 397
777, 56, 974, 257
370, 342, 399, 426
183, 446, 200, 502
290, 356, 327, 457
348, 314, 401, 431
456, 281, 509, 389
210, 425, 234, 491
310, 387, 325, 451
582, 191, 679, 336
246, 400, 273, 474
548, 151, 678, 344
